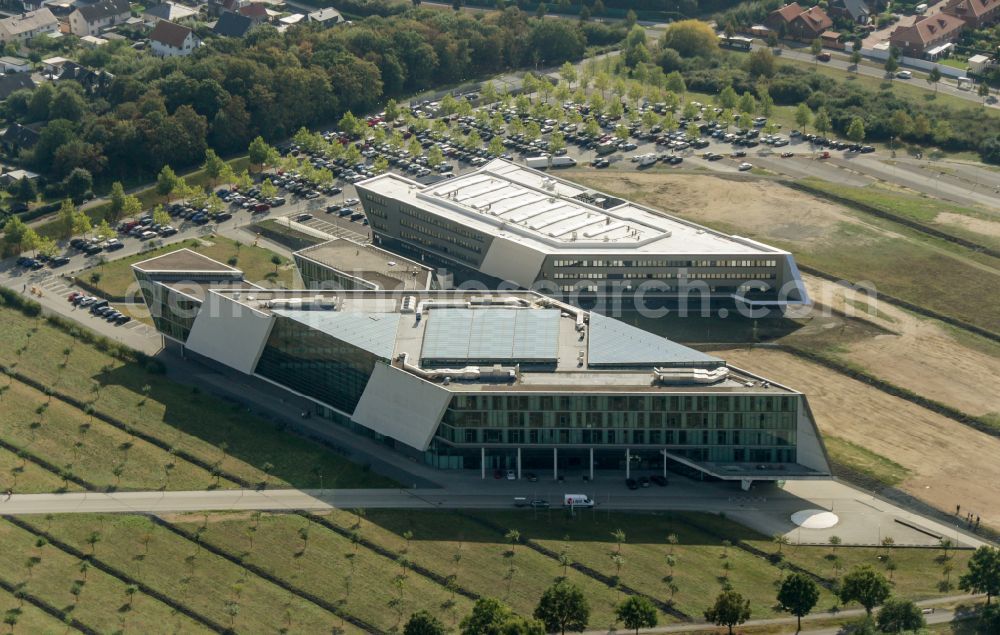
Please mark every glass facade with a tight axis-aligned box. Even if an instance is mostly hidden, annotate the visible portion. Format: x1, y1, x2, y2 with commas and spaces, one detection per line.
435, 393, 798, 464
136, 275, 201, 343
255, 315, 379, 413
294, 255, 377, 291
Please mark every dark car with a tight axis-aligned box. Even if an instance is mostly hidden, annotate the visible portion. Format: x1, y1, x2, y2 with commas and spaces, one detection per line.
528, 499, 549, 509
524, 472, 538, 482
650, 475, 668, 487
114, 315, 132, 325
639, 476, 651, 488
49, 256, 71, 268
625, 478, 639, 490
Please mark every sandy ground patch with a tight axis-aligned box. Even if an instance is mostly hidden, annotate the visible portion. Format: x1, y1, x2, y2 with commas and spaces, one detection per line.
935, 212, 1000, 240
800, 275, 1000, 417
715, 348, 1000, 529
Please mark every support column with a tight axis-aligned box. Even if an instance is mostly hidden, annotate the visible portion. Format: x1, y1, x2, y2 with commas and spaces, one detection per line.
481, 448, 485, 480
553, 448, 558, 481
663, 449, 667, 478
589, 448, 594, 482
517, 448, 522, 480
625, 448, 630, 479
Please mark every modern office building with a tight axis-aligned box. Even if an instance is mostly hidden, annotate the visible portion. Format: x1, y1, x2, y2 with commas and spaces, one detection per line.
293, 237, 435, 291
356, 159, 809, 311
133, 251, 829, 487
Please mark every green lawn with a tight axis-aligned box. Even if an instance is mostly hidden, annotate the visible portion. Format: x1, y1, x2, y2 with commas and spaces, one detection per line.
0, 586, 81, 635
0, 518, 211, 634
822, 436, 911, 488
187, 512, 475, 633
32, 514, 366, 635
323, 507, 630, 629
2, 377, 230, 492
0, 305, 398, 492
0, 509, 975, 635
796, 178, 1000, 251
76, 234, 295, 299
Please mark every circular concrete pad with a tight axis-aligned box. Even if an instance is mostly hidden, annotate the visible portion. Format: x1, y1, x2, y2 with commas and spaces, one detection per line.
791, 509, 839, 529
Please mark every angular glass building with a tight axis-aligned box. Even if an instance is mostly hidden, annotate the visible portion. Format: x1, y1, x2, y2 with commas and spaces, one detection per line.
135, 252, 829, 488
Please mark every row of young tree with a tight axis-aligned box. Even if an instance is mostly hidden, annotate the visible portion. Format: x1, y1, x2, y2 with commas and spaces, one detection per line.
0, 7, 606, 187
398, 544, 1000, 635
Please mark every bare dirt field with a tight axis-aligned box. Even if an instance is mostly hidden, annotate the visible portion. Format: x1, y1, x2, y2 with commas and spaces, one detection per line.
563, 169, 878, 245
715, 347, 1000, 530
935, 211, 1000, 240
797, 275, 1000, 418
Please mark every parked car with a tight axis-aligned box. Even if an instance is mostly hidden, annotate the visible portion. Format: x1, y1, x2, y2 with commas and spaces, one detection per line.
625, 478, 639, 490
650, 475, 668, 486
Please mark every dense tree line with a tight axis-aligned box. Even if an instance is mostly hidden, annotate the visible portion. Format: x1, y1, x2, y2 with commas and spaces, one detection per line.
648, 23, 1000, 162
0, 7, 599, 187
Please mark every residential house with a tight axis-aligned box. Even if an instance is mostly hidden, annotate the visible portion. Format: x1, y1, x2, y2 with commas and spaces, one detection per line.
207, 0, 246, 17
307, 6, 342, 26
68, 0, 132, 37
828, 0, 871, 24
0, 123, 40, 155
764, 3, 833, 41
0, 168, 40, 186
212, 11, 253, 37
57, 61, 114, 94
942, 0, 1000, 29
0, 56, 30, 73
41, 56, 70, 73
237, 3, 268, 24
142, 2, 198, 26
0, 74, 35, 101
889, 13, 965, 57
149, 19, 198, 56
0, 9, 59, 45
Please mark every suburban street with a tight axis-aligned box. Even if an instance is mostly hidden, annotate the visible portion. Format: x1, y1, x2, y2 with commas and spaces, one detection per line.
753, 44, 998, 109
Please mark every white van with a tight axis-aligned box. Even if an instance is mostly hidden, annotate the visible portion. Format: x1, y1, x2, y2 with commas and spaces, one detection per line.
563, 494, 595, 508
915, 3, 928, 12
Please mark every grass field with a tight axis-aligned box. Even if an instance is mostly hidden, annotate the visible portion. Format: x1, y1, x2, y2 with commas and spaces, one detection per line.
75, 235, 295, 299
0, 510, 970, 635
796, 178, 1000, 251
0, 304, 397, 492
822, 436, 911, 487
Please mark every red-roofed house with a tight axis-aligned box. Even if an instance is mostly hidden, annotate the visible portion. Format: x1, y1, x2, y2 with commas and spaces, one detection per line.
764, 3, 833, 41
888, 13, 965, 57
942, 0, 1000, 28
149, 20, 198, 57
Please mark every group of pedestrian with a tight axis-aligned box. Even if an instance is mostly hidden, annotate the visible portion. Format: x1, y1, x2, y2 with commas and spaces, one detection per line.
956, 505, 981, 531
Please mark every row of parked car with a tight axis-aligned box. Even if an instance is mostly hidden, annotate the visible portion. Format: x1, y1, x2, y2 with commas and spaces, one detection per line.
68, 292, 131, 325
16, 254, 70, 270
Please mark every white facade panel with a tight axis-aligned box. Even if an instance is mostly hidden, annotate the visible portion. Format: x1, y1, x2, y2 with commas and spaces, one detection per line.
794, 397, 830, 474
186, 291, 274, 374
351, 363, 451, 451
478, 236, 546, 288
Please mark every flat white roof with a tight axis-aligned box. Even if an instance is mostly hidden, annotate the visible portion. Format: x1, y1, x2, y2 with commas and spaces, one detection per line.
359, 159, 783, 256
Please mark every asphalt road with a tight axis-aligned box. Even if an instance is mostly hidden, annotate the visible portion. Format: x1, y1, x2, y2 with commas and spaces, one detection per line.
756, 44, 997, 110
